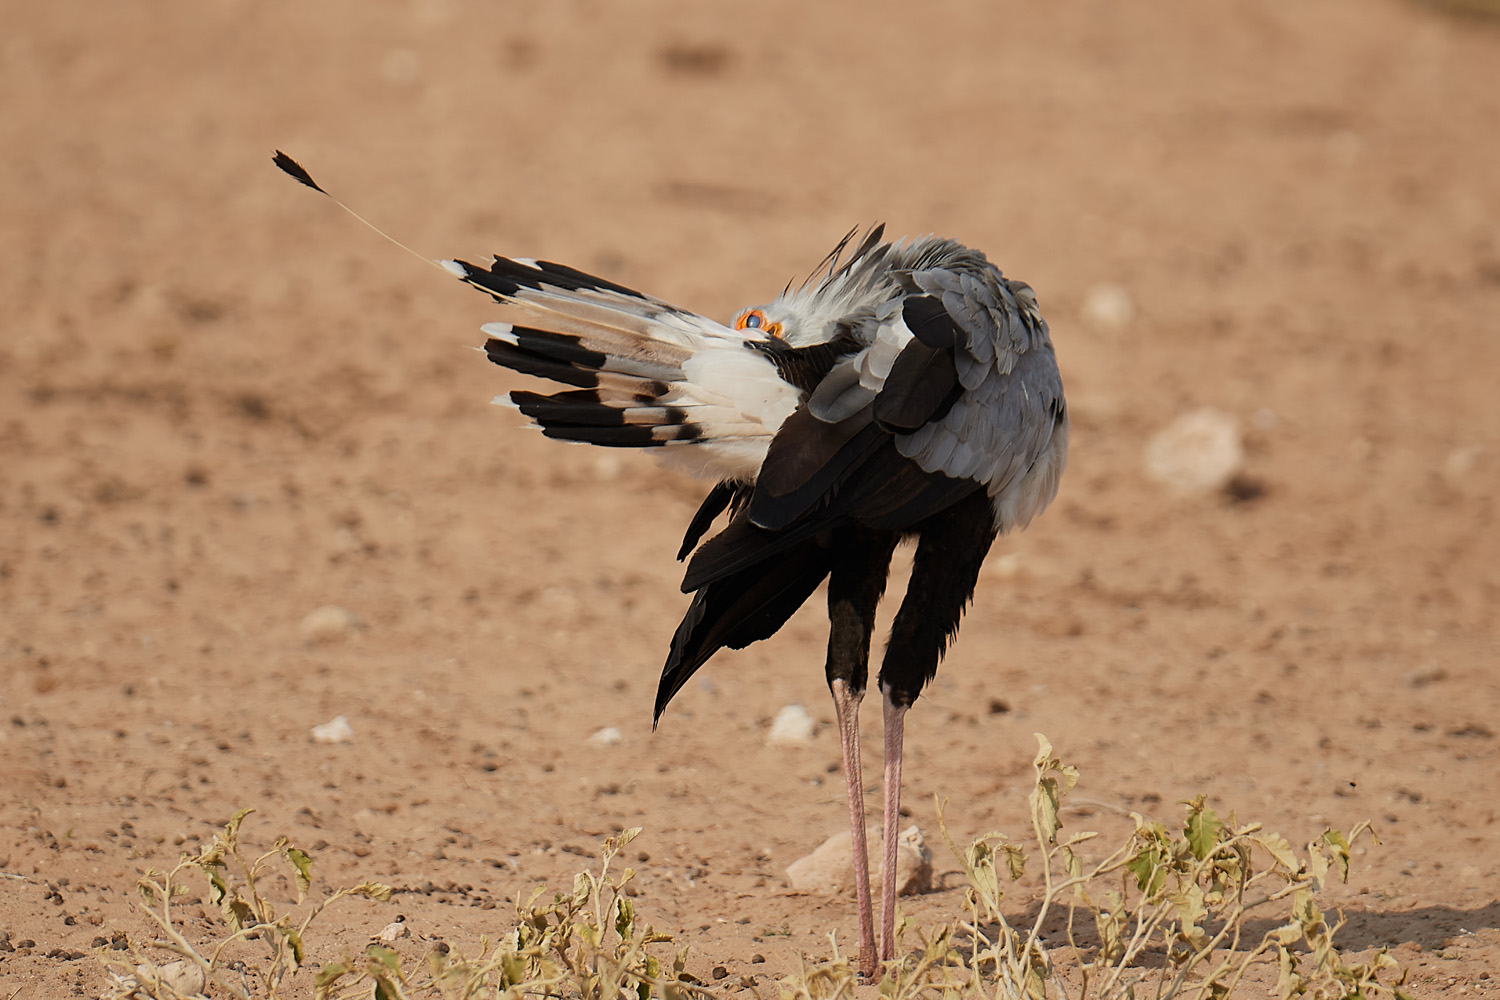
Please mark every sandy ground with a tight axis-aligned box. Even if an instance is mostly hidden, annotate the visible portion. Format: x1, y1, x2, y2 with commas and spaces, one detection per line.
2, 0, 1498, 995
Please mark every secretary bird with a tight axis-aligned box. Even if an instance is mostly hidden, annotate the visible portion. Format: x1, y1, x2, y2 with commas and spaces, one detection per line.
275, 151, 1068, 978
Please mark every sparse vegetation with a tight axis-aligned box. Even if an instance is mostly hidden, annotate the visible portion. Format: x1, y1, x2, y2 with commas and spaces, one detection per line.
783, 736, 1411, 1000
101, 738, 1410, 1000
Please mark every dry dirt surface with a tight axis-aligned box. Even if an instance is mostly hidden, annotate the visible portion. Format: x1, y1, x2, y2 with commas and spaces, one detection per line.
2, 1, 1498, 996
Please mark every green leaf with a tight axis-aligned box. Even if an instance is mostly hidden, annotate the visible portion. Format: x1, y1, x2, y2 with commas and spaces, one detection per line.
1258, 832, 1299, 872
194, 841, 226, 868
1306, 840, 1330, 890
1169, 882, 1207, 939
965, 840, 1002, 915
572, 871, 593, 908
615, 896, 636, 940
1002, 842, 1027, 881
283, 846, 313, 900
1095, 907, 1125, 963
1060, 844, 1081, 881
205, 866, 229, 906
351, 881, 394, 901
224, 807, 255, 847
314, 961, 350, 997
280, 925, 306, 969
1126, 844, 1166, 897
1029, 735, 1080, 846
1024, 948, 1047, 1000
500, 952, 527, 987
1184, 799, 1222, 860
366, 943, 404, 974
1275, 946, 1303, 1000
1032, 774, 1064, 845
1321, 829, 1352, 882
641, 954, 661, 1000
1267, 921, 1303, 946
221, 892, 253, 933
1033, 733, 1055, 768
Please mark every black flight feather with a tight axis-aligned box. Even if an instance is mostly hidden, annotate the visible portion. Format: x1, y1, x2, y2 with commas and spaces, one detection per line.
484, 339, 599, 389
656, 533, 835, 723
454, 256, 648, 301
748, 413, 885, 531
871, 341, 962, 431
900, 295, 958, 349
679, 481, 749, 561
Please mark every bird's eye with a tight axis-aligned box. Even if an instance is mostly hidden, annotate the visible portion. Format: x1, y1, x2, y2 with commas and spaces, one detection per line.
735, 309, 766, 331
735, 309, 784, 338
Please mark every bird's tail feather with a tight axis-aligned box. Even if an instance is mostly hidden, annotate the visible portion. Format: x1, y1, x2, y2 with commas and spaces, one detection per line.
458, 254, 790, 480
654, 534, 833, 723
483, 320, 716, 447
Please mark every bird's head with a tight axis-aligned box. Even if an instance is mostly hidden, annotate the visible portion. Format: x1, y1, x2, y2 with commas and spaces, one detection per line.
731, 302, 843, 348
731, 305, 787, 341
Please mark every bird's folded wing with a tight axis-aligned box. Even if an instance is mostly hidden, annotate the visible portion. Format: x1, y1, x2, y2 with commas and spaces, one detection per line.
689, 268, 1063, 588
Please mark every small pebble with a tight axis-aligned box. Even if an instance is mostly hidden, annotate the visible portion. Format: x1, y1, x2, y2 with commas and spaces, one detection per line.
587, 726, 623, 747
118, 960, 205, 996
299, 605, 363, 643
1144, 408, 1245, 495
377, 917, 410, 945
1080, 283, 1135, 330
311, 715, 355, 744
766, 704, 816, 745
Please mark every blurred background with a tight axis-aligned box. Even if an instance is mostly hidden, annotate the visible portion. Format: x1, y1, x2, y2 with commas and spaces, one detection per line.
1, 0, 1497, 991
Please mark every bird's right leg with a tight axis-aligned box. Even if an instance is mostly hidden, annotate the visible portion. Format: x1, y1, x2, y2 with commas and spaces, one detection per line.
825, 532, 897, 979
875, 493, 998, 962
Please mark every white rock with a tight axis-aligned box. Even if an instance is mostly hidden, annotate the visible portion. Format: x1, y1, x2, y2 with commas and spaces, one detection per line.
1144, 408, 1244, 494
587, 726, 623, 747
377, 916, 410, 945
785, 825, 932, 896
1080, 283, 1135, 330
299, 605, 363, 643
114, 959, 207, 998
766, 704, 816, 745
310, 715, 355, 744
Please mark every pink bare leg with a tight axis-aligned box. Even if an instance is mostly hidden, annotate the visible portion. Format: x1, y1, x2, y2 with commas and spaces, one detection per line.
831, 679, 877, 978
879, 687, 908, 963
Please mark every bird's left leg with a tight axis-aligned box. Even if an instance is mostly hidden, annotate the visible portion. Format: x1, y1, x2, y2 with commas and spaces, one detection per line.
877, 493, 998, 962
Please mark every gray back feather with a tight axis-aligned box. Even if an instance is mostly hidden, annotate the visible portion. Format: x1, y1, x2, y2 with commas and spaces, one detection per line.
802, 235, 1065, 507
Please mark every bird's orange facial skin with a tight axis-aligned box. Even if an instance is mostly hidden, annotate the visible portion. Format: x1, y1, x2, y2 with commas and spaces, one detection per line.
734, 309, 783, 339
